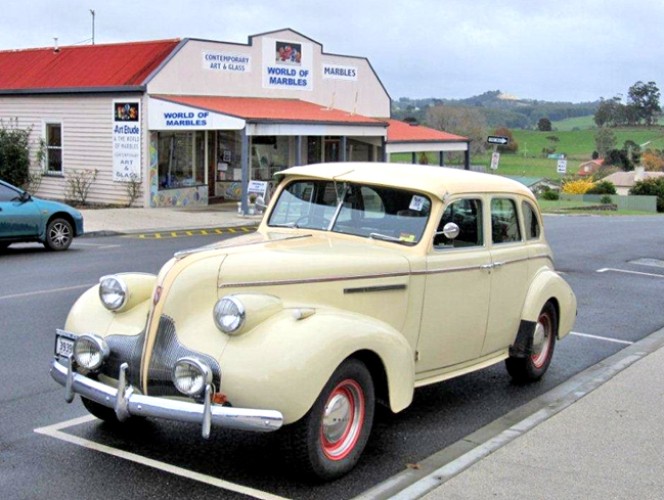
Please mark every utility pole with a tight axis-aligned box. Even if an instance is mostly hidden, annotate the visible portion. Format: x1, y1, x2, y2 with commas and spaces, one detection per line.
90, 9, 95, 45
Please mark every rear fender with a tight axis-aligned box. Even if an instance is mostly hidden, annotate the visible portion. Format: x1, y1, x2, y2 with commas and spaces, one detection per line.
520, 269, 576, 339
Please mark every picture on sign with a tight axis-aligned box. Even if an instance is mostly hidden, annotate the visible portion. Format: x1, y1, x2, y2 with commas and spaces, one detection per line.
275, 41, 301, 65
115, 102, 139, 122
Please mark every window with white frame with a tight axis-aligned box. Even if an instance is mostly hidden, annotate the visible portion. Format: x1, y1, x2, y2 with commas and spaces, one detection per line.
45, 123, 63, 173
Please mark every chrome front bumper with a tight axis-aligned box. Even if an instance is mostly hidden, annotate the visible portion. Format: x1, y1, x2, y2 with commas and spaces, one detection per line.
50, 359, 283, 437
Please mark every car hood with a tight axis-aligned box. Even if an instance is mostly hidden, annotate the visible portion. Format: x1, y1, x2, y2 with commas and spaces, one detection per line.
214, 231, 412, 289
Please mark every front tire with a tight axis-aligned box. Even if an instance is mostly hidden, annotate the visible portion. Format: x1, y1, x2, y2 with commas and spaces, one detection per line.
283, 358, 375, 481
44, 218, 74, 251
506, 303, 557, 383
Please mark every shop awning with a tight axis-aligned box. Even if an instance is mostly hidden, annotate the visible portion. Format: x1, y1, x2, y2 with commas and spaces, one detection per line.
148, 95, 388, 137
385, 119, 469, 154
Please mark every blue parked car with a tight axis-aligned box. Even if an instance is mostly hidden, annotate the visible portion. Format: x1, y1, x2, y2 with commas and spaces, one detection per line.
0, 179, 84, 251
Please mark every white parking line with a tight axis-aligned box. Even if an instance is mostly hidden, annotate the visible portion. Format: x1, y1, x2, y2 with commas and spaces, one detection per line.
570, 331, 634, 345
597, 267, 664, 278
0, 284, 92, 301
35, 416, 289, 500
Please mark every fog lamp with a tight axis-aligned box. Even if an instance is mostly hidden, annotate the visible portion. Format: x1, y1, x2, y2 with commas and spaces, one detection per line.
73, 334, 110, 371
172, 357, 212, 397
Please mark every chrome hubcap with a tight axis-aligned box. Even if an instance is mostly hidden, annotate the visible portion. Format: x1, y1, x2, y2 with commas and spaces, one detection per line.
50, 222, 71, 248
321, 380, 364, 460
531, 314, 551, 368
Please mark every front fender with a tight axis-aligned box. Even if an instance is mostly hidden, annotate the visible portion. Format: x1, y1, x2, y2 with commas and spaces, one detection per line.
218, 307, 415, 424
65, 273, 156, 337
521, 269, 576, 339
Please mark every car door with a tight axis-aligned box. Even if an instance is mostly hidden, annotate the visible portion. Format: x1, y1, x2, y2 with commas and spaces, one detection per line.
0, 183, 41, 239
416, 197, 492, 373
481, 196, 530, 356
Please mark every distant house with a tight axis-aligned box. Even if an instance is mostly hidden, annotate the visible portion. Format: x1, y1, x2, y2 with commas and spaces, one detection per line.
503, 176, 560, 194
602, 167, 664, 195
577, 159, 604, 177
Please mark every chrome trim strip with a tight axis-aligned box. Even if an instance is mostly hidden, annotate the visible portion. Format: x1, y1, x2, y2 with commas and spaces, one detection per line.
50, 359, 283, 434
344, 284, 407, 294
219, 254, 554, 288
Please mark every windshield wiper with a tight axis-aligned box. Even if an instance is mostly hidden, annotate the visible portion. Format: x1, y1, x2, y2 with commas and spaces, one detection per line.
369, 232, 402, 242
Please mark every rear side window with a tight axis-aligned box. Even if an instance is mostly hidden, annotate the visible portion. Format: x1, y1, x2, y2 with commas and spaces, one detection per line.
491, 198, 521, 244
522, 201, 541, 240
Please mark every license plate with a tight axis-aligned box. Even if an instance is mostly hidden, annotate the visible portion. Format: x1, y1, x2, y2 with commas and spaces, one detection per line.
55, 330, 77, 357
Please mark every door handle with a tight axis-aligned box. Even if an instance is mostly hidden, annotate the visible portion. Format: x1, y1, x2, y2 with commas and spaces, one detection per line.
480, 263, 493, 271
493, 261, 505, 268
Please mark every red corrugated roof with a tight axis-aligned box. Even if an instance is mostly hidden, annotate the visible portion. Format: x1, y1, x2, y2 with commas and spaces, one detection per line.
386, 119, 468, 143
154, 95, 387, 125
0, 39, 180, 91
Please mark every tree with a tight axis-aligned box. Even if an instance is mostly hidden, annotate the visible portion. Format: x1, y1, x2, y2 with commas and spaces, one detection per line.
642, 150, 664, 171
604, 148, 634, 171
594, 96, 626, 127
0, 119, 31, 187
627, 81, 661, 126
595, 127, 617, 157
425, 105, 488, 155
537, 117, 552, 131
493, 127, 518, 153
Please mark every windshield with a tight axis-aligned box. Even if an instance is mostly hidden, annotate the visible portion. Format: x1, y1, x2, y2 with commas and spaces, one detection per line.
267, 179, 431, 245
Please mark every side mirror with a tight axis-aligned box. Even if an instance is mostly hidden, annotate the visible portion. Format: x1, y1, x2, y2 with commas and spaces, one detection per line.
436, 222, 460, 240
19, 191, 32, 203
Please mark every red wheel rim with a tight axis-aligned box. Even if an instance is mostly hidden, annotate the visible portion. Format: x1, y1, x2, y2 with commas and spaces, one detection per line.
320, 379, 365, 461
531, 312, 552, 369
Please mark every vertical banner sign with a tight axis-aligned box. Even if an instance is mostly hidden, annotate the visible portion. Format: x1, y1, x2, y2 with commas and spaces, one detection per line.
490, 151, 500, 170
262, 38, 313, 91
557, 158, 568, 174
113, 101, 141, 182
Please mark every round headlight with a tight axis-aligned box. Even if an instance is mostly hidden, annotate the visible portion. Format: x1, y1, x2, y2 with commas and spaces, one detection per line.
213, 296, 245, 334
99, 275, 128, 311
172, 357, 212, 396
73, 334, 110, 371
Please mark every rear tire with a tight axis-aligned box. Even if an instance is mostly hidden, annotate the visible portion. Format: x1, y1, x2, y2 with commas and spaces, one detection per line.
506, 303, 557, 383
283, 358, 375, 481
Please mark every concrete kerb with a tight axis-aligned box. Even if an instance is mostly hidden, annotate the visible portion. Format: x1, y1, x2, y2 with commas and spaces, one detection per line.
356, 325, 664, 500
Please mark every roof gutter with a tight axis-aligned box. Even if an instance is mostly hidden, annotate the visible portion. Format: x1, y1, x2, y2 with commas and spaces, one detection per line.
0, 85, 146, 96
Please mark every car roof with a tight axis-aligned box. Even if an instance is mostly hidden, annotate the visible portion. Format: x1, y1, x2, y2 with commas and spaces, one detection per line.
276, 162, 536, 202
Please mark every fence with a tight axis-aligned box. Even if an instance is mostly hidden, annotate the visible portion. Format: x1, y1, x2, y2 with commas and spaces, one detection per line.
559, 194, 657, 212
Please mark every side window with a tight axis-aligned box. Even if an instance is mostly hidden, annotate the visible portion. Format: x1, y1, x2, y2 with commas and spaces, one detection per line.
522, 201, 541, 240
434, 198, 483, 248
45, 122, 63, 173
491, 198, 521, 244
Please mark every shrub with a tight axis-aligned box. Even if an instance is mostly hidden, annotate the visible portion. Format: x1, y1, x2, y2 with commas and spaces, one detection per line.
65, 168, 98, 206
0, 120, 31, 187
630, 177, 664, 212
541, 190, 560, 200
586, 180, 617, 195
562, 179, 595, 195
600, 195, 613, 205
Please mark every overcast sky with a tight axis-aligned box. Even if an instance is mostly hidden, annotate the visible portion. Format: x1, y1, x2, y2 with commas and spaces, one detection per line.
2, 0, 662, 103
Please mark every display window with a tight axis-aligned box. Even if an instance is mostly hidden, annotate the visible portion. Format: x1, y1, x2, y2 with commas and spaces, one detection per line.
251, 136, 290, 181
157, 131, 205, 190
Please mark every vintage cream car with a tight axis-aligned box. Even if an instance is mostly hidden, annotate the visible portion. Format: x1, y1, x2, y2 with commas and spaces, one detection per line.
51, 162, 576, 480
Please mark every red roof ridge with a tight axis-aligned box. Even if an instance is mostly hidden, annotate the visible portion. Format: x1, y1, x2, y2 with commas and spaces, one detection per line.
0, 38, 181, 55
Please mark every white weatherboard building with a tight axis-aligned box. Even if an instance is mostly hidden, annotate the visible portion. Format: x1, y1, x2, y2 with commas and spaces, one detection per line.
0, 29, 469, 209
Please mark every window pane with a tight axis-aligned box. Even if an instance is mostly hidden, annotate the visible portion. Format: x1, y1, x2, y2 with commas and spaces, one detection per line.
435, 198, 483, 248
491, 198, 521, 244
47, 124, 61, 147
47, 148, 62, 172
523, 201, 541, 240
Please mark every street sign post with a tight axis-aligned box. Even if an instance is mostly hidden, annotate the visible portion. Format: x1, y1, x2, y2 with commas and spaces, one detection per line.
490, 151, 500, 170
